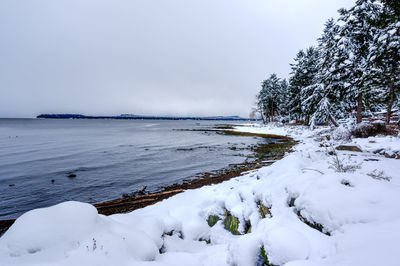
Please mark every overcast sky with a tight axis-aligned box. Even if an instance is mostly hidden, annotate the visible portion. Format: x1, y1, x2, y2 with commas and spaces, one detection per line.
0, 0, 354, 118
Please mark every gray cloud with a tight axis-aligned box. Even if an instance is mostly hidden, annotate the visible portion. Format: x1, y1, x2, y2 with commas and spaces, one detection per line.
0, 0, 354, 118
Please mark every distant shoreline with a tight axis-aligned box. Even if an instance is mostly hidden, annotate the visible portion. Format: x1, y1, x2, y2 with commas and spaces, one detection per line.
36, 114, 258, 121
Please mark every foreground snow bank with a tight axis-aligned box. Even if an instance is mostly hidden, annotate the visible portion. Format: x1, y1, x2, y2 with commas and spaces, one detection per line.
1, 124, 399, 266
0, 201, 161, 265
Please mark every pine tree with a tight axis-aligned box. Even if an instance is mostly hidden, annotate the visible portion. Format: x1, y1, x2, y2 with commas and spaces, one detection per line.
288, 47, 319, 123
368, 1, 400, 124
303, 19, 348, 127
336, 0, 382, 123
288, 50, 306, 122
257, 74, 285, 122
299, 47, 320, 124
279, 79, 290, 119
256, 0, 398, 128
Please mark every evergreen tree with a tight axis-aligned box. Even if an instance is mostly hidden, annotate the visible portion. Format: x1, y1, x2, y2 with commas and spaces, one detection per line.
255, 0, 398, 128
288, 47, 319, 123
257, 74, 285, 122
299, 47, 323, 124
336, 0, 382, 123
369, 1, 400, 124
381, 0, 400, 17
303, 19, 347, 127
279, 79, 290, 119
288, 50, 306, 122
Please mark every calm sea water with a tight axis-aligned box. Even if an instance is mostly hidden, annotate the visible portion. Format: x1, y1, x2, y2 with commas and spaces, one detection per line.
0, 119, 266, 219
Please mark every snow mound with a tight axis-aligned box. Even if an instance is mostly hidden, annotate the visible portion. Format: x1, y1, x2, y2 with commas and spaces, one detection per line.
1, 201, 100, 256
332, 125, 351, 141
0, 201, 160, 265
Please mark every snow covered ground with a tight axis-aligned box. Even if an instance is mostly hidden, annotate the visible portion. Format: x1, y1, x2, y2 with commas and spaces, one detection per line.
1, 124, 399, 266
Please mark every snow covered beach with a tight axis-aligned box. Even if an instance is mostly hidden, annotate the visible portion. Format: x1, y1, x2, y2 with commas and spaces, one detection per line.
1, 124, 399, 266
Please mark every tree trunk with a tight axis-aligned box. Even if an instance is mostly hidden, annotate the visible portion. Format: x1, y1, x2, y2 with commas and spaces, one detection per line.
356, 92, 363, 124
271, 105, 274, 122
261, 111, 267, 124
386, 75, 395, 125
328, 114, 339, 127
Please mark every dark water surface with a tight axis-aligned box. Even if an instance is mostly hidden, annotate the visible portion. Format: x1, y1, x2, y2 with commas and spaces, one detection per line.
0, 119, 263, 219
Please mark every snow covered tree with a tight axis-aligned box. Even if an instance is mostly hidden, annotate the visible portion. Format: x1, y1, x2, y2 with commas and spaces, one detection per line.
287, 50, 306, 122
256, 0, 398, 128
368, 1, 400, 124
302, 19, 348, 127
279, 79, 290, 119
381, 0, 400, 17
336, 0, 382, 123
257, 74, 287, 122
288, 47, 319, 123
299, 47, 321, 124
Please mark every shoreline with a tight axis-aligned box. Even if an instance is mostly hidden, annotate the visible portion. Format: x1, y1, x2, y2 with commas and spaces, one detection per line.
35, 114, 257, 121
3, 124, 398, 264
0, 127, 295, 235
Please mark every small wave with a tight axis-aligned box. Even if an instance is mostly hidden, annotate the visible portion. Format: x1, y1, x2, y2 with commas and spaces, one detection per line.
143, 124, 159, 127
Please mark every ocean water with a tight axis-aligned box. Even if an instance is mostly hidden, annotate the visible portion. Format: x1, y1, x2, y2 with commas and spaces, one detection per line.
0, 119, 267, 219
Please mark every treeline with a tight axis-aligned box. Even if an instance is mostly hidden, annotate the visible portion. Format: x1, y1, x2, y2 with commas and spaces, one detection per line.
256, 0, 399, 127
